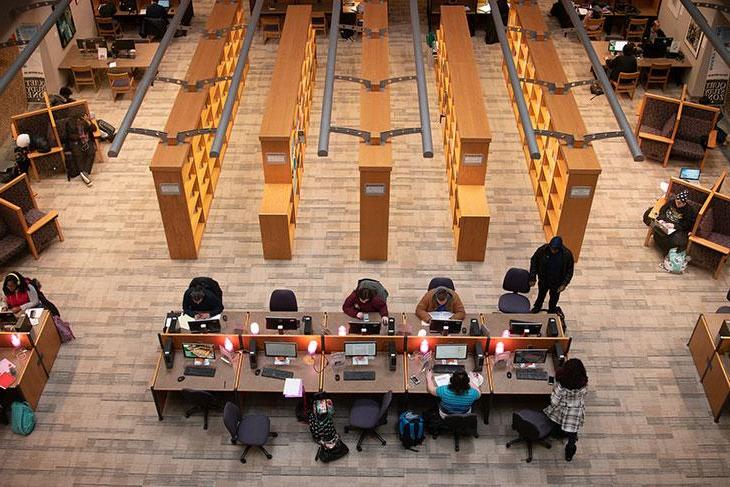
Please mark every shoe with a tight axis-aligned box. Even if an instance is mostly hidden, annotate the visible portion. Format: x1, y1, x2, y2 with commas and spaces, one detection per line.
79, 172, 93, 187
530, 307, 541, 314
565, 443, 576, 462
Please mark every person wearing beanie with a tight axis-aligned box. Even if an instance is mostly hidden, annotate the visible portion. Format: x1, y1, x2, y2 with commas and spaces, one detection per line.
529, 236, 574, 313
644, 189, 696, 252
14, 133, 31, 176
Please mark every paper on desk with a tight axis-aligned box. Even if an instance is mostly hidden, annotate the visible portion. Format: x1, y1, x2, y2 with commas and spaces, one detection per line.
434, 374, 451, 387
0, 358, 13, 374
108, 61, 117, 68
25, 308, 43, 326
429, 311, 453, 321
283, 378, 303, 398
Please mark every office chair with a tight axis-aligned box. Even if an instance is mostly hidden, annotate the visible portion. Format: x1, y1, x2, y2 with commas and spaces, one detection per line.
269, 289, 298, 311
223, 402, 278, 463
432, 412, 478, 452
717, 289, 730, 313
498, 268, 531, 313
428, 277, 455, 291
345, 390, 392, 451
506, 409, 553, 463
181, 389, 220, 430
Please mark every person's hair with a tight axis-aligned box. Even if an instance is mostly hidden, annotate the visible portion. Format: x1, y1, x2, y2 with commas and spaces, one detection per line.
357, 287, 373, 301
435, 289, 449, 302
447, 370, 471, 395
556, 358, 588, 390
190, 286, 205, 302
623, 43, 636, 56
60, 86, 73, 98
3, 272, 28, 296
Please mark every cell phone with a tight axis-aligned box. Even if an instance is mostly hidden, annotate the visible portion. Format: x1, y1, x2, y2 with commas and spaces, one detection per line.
409, 375, 421, 386
548, 376, 555, 385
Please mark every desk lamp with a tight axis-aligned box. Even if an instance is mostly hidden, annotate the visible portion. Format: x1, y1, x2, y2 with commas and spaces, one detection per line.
250, 322, 260, 335
419, 339, 429, 354
417, 328, 427, 337
304, 339, 318, 365
224, 337, 234, 353
338, 325, 347, 336
10, 333, 21, 348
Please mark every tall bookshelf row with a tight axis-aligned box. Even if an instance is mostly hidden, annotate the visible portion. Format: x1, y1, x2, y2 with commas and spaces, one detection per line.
503, 2, 601, 261
150, 1, 246, 259
258, 5, 316, 259
435, 6, 491, 262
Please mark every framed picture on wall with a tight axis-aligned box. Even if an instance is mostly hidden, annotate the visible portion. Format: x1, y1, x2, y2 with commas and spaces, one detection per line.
684, 19, 704, 59
53, 5, 76, 49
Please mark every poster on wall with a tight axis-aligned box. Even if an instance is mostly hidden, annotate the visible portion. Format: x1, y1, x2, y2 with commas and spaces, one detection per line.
15, 24, 46, 102
684, 19, 705, 59
702, 27, 730, 105
53, 4, 76, 49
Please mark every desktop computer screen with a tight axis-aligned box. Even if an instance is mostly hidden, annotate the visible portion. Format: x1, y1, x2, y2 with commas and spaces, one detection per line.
158, 0, 171, 8
344, 342, 377, 357
435, 344, 468, 360
113, 39, 136, 52
264, 341, 297, 358
513, 349, 548, 364
609, 40, 628, 53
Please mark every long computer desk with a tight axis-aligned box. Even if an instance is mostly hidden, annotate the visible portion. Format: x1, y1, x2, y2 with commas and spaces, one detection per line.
149, 310, 569, 422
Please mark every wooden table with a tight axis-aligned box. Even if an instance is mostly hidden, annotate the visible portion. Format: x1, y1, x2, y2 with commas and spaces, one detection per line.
403, 312, 483, 336
59, 42, 160, 71
238, 353, 322, 393
592, 40, 692, 76
322, 355, 406, 394
688, 313, 730, 421
247, 311, 326, 335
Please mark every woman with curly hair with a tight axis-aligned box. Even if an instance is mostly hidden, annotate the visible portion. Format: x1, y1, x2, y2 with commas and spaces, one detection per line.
544, 358, 588, 462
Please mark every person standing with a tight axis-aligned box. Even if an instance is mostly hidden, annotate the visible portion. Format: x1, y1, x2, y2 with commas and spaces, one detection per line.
544, 358, 588, 462
61, 113, 96, 186
529, 236, 574, 313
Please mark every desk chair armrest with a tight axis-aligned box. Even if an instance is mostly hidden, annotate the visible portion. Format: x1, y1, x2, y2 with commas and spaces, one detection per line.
638, 132, 673, 144
689, 235, 730, 255
26, 210, 58, 235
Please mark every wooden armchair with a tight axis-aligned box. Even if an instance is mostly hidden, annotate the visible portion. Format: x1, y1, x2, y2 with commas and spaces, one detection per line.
670, 102, 719, 170
107, 70, 135, 101
689, 191, 730, 279
625, 18, 648, 42
636, 93, 681, 165
261, 17, 281, 44
584, 17, 605, 40
611, 71, 640, 99
644, 62, 672, 91
0, 175, 63, 259
95, 17, 122, 39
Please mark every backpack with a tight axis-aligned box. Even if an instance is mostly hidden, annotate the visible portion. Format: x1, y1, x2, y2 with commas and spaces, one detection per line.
11, 401, 35, 435
663, 248, 689, 274
397, 411, 425, 451
53, 315, 76, 343
357, 278, 389, 302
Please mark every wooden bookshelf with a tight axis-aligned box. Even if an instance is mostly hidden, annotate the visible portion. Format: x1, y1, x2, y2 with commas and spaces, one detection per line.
503, 3, 601, 261
435, 6, 491, 262
258, 5, 316, 259
149, 1, 245, 259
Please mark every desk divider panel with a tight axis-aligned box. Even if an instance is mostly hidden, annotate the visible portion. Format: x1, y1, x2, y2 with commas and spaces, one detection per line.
487, 336, 571, 355
405, 335, 489, 355
241, 333, 322, 353
158, 332, 244, 351
0, 331, 32, 349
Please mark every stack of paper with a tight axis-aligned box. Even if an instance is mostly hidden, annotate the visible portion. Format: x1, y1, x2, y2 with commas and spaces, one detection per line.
0, 358, 13, 374
283, 378, 303, 398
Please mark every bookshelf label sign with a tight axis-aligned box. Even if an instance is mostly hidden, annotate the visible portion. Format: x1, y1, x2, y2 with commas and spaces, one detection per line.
463, 154, 483, 165
365, 184, 386, 196
159, 183, 181, 196
266, 153, 287, 164
569, 186, 592, 198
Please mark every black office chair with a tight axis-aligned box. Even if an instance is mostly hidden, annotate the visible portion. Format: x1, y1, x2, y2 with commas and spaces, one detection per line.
432, 412, 478, 451
269, 289, 298, 312
345, 390, 392, 451
181, 389, 220, 430
223, 402, 278, 463
717, 289, 730, 313
428, 277, 455, 291
498, 268, 531, 313
506, 409, 553, 463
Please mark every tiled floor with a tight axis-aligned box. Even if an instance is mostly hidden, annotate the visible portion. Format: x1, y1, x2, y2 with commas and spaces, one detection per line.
1, 1, 729, 485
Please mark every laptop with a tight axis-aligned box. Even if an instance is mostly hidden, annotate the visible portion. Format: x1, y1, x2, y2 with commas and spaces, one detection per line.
608, 40, 628, 54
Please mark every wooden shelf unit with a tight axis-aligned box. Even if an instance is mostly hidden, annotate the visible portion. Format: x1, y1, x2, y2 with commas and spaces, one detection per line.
503, 3, 601, 261
258, 5, 316, 259
435, 6, 491, 262
149, 1, 246, 259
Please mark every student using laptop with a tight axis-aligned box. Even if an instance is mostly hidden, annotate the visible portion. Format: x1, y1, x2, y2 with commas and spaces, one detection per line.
2, 272, 40, 314
605, 42, 637, 82
544, 358, 588, 462
342, 286, 389, 325
425, 369, 481, 418
415, 287, 465, 323
182, 277, 224, 319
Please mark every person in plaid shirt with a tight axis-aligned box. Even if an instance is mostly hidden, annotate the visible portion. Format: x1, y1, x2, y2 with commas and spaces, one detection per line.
544, 358, 587, 461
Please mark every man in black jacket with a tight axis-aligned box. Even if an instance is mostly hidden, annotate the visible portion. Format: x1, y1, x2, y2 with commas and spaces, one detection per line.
605, 42, 638, 81
182, 277, 224, 319
529, 236, 574, 313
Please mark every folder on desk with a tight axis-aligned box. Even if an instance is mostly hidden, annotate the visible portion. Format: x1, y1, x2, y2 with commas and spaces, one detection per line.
283, 378, 303, 398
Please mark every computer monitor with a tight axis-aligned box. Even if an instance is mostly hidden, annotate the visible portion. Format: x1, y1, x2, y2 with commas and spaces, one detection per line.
434, 344, 468, 360
509, 320, 542, 336
349, 321, 381, 335
88, 37, 107, 50
609, 40, 628, 53
0, 312, 17, 325
514, 349, 549, 364
264, 341, 297, 358
429, 319, 462, 334
188, 318, 221, 333
76, 38, 88, 53
344, 341, 377, 357
113, 39, 136, 52
265, 316, 300, 330
158, 0, 171, 8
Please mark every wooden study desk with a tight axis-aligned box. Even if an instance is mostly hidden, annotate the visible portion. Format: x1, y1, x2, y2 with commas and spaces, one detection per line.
58, 42, 159, 71
247, 311, 326, 335
403, 312, 484, 336
176, 310, 247, 334
688, 313, 730, 421
592, 41, 692, 81
488, 355, 556, 396
238, 353, 322, 394
325, 311, 407, 335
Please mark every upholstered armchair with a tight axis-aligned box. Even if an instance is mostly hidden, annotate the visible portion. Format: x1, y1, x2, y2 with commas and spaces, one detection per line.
0, 174, 63, 259
689, 192, 730, 279
636, 94, 680, 165
0, 213, 27, 265
671, 103, 719, 170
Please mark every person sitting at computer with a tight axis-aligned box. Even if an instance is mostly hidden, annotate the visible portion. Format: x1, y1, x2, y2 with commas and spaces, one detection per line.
426, 369, 481, 418
182, 278, 224, 319
544, 358, 587, 462
415, 287, 465, 323
643, 189, 696, 252
2, 272, 40, 314
342, 287, 388, 325
98, 0, 117, 17
646, 20, 666, 44
146, 0, 168, 18
605, 42, 637, 81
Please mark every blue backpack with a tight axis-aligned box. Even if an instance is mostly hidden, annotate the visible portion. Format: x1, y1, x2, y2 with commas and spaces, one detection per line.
397, 411, 425, 451
11, 401, 35, 436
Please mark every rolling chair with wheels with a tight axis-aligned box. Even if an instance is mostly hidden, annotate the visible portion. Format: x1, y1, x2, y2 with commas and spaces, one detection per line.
269, 289, 298, 311
498, 268, 531, 313
428, 277, 455, 290
181, 389, 220, 430
223, 402, 278, 463
506, 409, 553, 463
432, 412, 478, 452
345, 391, 392, 451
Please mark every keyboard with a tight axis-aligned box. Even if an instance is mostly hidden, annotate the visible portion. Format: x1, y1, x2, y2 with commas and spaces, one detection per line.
432, 364, 465, 375
184, 365, 216, 377
343, 370, 376, 381
515, 368, 549, 381
261, 367, 294, 380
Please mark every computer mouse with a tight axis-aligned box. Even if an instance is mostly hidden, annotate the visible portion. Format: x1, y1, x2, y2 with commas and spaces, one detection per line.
255, 369, 261, 376
222, 314, 228, 321
506, 371, 512, 379
177, 376, 185, 382
335, 374, 340, 381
